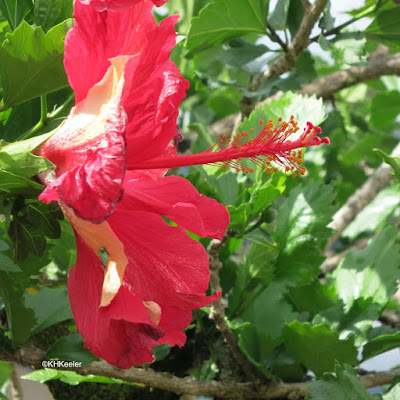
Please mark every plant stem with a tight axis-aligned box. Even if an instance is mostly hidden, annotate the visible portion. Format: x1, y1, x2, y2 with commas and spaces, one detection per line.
48, 93, 74, 119
267, 23, 288, 53
17, 93, 74, 141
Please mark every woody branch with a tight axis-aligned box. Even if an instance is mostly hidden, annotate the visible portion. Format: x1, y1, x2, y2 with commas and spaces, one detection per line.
2, 345, 400, 400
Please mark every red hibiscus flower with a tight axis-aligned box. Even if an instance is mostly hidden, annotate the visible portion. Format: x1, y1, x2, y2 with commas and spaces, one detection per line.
35, 1, 227, 368
34, 1, 329, 369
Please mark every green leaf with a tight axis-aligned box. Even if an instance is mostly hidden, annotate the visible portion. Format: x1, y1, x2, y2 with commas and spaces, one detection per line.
33, 0, 72, 32
343, 186, 400, 239
288, 281, 338, 317
234, 282, 299, 376
45, 218, 76, 272
374, 149, 400, 182
217, 42, 270, 75
0, 169, 43, 197
0, 19, 72, 107
0, 131, 54, 178
333, 225, 400, 310
227, 178, 283, 233
9, 200, 63, 262
0, 361, 12, 398
306, 364, 380, 400
384, 383, 400, 400
22, 369, 61, 383
362, 331, 400, 361
268, 0, 289, 31
0, 229, 20, 272
365, 6, 400, 49
186, 0, 268, 54
46, 334, 98, 364
0, 247, 20, 272
34, 0, 61, 32
238, 92, 326, 136
370, 91, 400, 129
338, 298, 381, 347
0, 98, 40, 142
23, 369, 131, 385
273, 183, 335, 287
320, 33, 366, 66
0, 271, 36, 346
284, 322, 358, 377
0, 0, 32, 30
236, 281, 298, 339
25, 288, 73, 334
287, 0, 304, 39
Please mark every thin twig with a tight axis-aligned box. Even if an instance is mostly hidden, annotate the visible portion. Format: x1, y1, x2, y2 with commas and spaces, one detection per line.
2, 345, 400, 399
267, 23, 288, 53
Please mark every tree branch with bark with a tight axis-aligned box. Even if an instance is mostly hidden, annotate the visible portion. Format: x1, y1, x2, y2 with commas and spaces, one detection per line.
2, 345, 400, 400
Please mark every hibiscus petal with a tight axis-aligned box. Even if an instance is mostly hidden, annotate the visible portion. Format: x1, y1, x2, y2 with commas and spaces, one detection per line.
122, 16, 189, 163
37, 60, 127, 223
64, 1, 155, 103
157, 305, 193, 347
120, 174, 229, 239
69, 235, 165, 368
108, 209, 220, 310
79, 0, 167, 11
65, 2, 188, 162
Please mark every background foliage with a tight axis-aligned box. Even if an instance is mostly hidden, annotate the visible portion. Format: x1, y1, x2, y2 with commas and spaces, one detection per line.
1, 0, 400, 399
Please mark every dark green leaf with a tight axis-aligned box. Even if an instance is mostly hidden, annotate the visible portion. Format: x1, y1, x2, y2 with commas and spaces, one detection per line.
0, 271, 36, 346
186, 0, 267, 54
370, 91, 400, 129
306, 364, 380, 400
25, 288, 73, 334
287, 0, 304, 38
9, 200, 63, 262
0, 98, 40, 142
0, 19, 72, 107
374, 149, 400, 182
273, 183, 335, 286
217, 43, 270, 75
0, 0, 32, 30
333, 225, 400, 309
0, 250, 20, 272
365, 6, 400, 49
288, 281, 338, 317
237, 282, 298, 339
284, 322, 358, 376
46, 218, 76, 272
362, 331, 400, 361
46, 333, 98, 364
268, 0, 289, 31
34, 0, 61, 32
